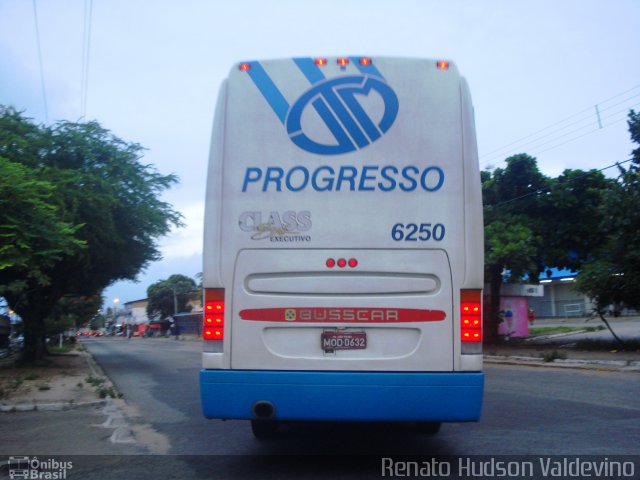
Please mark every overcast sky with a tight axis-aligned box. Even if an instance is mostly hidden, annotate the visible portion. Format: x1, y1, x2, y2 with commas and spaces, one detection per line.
1, 0, 639, 308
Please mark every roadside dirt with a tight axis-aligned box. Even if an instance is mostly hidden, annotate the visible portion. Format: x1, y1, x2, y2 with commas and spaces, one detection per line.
0, 347, 112, 407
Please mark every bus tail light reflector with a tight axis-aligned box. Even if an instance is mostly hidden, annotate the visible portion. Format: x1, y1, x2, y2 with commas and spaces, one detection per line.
460, 289, 482, 343
204, 288, 225, 341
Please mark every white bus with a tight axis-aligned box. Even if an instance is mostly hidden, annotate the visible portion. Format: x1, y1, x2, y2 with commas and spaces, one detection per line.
200, 56, 484, 437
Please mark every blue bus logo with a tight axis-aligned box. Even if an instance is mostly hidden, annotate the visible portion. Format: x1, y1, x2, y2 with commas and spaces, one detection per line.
286, 76, 398, 155
243, 58, 399, 156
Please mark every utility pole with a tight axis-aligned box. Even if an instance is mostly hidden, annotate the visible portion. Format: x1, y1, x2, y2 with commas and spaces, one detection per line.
595, 104, 603, 129
172, 286, 178, 315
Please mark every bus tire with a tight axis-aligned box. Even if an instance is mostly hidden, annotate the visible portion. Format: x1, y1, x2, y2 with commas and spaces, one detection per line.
251, 419, 278, 438
415, 421, 442, 434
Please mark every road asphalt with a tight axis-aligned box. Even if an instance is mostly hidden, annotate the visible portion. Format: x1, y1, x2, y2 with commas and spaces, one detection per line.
2, 317, 639, 414
0, 316, 638, 462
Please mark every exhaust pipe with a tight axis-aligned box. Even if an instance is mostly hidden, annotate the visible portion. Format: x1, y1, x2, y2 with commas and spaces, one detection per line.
252, 401, 276, 419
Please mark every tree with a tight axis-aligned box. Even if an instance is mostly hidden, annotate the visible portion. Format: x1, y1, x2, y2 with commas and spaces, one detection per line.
0, 106, 183, 360
576, 110, 640, 327
0, 158, 84, 291
482, 154, 547, 342
482, 154, 612, 343
539, 169, 613, 273
49, 294, 103, 334
146, 274, 198, 321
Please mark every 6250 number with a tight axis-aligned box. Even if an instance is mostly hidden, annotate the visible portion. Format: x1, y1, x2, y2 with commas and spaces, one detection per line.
391, 223, 446, 242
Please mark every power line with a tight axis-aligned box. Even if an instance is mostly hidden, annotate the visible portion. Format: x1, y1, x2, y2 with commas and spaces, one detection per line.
480, 84, 640, 167
32, 0, 48, 121
492, 158, 633, 208
80, 0, 93, 118
528, 111, 634, 158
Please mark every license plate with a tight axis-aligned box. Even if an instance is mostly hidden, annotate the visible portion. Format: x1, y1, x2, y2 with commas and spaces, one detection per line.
321, 331, 367, 351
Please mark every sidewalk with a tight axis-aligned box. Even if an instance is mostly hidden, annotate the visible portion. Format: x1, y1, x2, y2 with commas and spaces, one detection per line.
485, 315, 640, 371
0, 347, 147, 456
485, 344, 640, 371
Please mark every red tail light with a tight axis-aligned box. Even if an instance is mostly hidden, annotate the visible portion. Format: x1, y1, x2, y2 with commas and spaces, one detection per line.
460, 290, 482, 343
204, 288, 225, 341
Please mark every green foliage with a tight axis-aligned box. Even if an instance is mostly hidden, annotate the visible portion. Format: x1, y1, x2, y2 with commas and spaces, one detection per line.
146, 274, 198, 320
0, 105, 183, 361
482, 152, 615, 343
540, 169, 613, 272
482, 154, 547, 342
0, 157, 84, 291
575, 110, 640, 312
484, 216, 538, 280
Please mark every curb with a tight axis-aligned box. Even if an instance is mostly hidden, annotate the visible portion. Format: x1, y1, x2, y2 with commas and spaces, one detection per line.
484, 355, 640, 372
0, 399, 108, 413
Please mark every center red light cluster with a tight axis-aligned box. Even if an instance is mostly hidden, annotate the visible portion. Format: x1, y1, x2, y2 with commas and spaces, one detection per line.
326, 258, 358, 269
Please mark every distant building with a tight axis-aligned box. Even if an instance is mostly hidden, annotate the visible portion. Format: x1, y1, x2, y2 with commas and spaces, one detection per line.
124, 298, 150, 324
526, 268, 590, 317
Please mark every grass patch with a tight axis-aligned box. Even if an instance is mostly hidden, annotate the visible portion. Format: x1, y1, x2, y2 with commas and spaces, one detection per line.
48, 345, 72, 354
85, 375, 105, 387
542, 350, 568, 362
97, 386, 121, 399
84, 375, 121, 398
0, 377, 24, 397
585, 326, 606, 332
529, 326, 584, 335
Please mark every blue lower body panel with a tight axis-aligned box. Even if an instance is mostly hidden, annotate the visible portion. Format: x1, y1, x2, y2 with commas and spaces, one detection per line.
200, 370, 483, 422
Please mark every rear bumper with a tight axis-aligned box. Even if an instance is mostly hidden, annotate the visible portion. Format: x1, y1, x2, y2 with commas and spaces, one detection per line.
200, 370, 483, 422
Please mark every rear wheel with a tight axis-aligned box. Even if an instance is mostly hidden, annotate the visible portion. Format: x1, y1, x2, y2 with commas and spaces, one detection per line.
415, 421, 442, 434
251, 419, 278, 439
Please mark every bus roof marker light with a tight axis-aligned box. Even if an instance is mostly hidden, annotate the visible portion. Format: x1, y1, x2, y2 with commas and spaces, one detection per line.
337, 57, 350, 67
359, 57, 372, 66
239, 63, 251, 71
314, 58, 327, 66
436, 60, 450, 70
